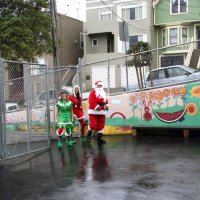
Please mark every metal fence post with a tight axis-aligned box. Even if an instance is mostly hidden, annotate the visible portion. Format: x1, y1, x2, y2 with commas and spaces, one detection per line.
44, 64, 51, 144
0, 58, 5, 161
125, 55, 129, 91
107, 58, 110, 96
77, 58, 82, 93
24, 63, 31, 152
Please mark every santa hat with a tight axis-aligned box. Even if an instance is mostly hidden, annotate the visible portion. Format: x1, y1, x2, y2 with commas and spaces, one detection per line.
94, 81, 103, 88
73, 85, 81, 97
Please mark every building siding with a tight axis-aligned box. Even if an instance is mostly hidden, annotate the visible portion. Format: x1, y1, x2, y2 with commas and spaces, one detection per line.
83, 0, 155, 63
155, 0, 200, 25
57, 14, 83, 66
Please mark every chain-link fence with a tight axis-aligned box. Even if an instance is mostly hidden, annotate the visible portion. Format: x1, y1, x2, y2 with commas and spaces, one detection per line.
79, 41, 200, 94
0, 60, 51, 161
1, 41, 199, 161
0, 59, 80, 161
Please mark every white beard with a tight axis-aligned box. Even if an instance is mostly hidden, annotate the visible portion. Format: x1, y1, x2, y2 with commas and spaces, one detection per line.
95, 88, 106, 102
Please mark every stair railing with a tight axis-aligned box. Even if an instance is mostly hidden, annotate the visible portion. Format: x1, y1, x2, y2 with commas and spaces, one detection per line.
184, 37, 194, 66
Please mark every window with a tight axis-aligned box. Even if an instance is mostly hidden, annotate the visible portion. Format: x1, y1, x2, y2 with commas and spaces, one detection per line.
164, 26, 188, 46
180, 0, 187, 12
129, 35, 143, 47
80, 33, 84, 49
121, 35, 145, 52
92, 39, 98, 46
122, 5, 142, 20
167, 67, 191, 78
171, 0, 187, 14
169, 28, 178, 45
161, 56, 184, 67
100, 10, 112, 20
158, 70, 166, 79
182, 27, 188, 43
146, 70, 166, 81
162, 29, 166, 46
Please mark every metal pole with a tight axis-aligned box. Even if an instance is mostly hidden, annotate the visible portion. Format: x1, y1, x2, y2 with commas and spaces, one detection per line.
123, 21, 129, 91
0, 58, 5, 160
78, 58, 82, 93
24, 64, 31, 152
107, 58, 110, 96
50, 0, 59, 67
44, 64, 51, 144
50, 0, 60, 95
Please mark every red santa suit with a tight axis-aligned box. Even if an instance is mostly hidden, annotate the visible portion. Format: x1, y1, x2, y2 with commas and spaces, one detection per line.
68, 85, 85, 137
88, 81, 109, 133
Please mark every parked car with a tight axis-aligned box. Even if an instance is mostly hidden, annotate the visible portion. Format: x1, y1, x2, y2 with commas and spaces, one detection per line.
5, 102, 20, 112
24, 86, 89, 108
127, 65, 200, 91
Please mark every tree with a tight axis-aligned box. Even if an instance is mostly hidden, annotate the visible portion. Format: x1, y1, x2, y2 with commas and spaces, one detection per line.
0, 0, 52, 61
126, 41, 153, 88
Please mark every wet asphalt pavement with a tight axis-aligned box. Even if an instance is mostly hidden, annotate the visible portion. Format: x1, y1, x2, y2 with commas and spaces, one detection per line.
1, 134, 200, 200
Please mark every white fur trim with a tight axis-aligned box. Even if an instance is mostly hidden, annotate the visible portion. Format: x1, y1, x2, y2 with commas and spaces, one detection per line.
88, 109, 107, 115
96, 81, 102, 86
58, 101, 72, 107
97, 130, 103, 133
94, 81, 103, 88
64, 130, 71, 136
73, 85, 81, 97
58, 122, 73, 125
94, 105, 100, 110
77, 116, 85, 120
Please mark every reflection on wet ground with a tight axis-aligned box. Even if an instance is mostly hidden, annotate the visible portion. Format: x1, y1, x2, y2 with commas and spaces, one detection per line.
1, 135, 200, 200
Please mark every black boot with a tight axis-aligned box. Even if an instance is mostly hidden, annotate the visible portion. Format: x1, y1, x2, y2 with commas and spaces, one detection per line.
97, 133, 106, 144
86, 130, 92, 143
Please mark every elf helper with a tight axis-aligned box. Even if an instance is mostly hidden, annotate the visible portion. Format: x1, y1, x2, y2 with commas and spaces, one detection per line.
87, 81, 109, 144
56, 90, 76, 149
68, 85, 86, 142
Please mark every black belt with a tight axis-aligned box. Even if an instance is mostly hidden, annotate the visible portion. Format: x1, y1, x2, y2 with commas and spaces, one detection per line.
98, 102, 105, 106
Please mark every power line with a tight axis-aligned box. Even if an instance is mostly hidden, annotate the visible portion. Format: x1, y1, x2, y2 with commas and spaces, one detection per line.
100, 0, 149, 31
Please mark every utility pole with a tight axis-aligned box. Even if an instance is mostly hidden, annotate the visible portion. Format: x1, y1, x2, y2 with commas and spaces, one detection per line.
50, 0, 60, 93
50, 0, 59, 68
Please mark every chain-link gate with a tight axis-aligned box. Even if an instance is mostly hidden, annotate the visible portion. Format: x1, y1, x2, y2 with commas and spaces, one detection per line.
0, 59, 50, 161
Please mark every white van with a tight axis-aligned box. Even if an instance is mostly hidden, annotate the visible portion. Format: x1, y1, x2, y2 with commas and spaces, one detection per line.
24, 86, 89, 108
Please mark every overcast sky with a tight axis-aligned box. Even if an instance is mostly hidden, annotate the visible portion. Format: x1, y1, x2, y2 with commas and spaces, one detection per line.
56, 0, 86, 21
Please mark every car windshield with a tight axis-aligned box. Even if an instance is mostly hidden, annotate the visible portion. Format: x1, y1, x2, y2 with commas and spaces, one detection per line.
179, 65, 198, 73
167, 67, 191, 78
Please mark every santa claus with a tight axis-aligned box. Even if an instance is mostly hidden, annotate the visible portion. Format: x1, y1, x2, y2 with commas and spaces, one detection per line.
87, 81, 109, 144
